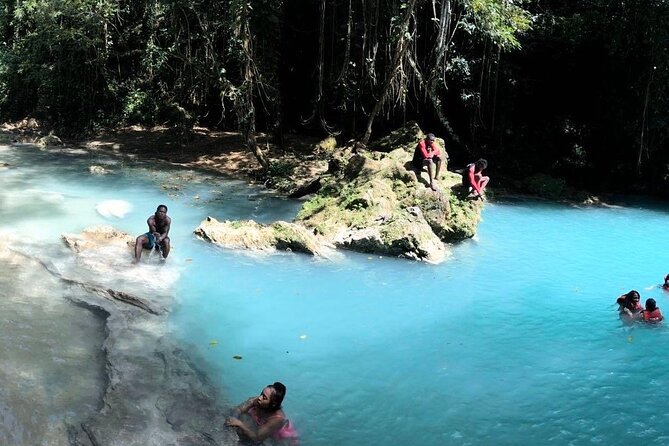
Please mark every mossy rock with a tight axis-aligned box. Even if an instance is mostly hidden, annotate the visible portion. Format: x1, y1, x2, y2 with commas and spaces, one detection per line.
37, 133, 63, 147
194, 217, 330, 256
367, 122, 449, 169
295, 129, 482, 263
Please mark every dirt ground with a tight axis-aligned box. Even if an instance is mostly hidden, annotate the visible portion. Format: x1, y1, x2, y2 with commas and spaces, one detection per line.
0, 119, 328, 188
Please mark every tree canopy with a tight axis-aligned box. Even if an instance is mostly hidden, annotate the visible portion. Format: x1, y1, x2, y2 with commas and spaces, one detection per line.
1, 0, 669, 193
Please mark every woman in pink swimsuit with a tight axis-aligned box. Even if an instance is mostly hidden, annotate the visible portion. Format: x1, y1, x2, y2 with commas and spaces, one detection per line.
225, 381, 299, 444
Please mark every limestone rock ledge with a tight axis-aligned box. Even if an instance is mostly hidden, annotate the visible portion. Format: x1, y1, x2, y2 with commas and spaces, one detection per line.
5, 237, 237, 446
194, 217, 333, 257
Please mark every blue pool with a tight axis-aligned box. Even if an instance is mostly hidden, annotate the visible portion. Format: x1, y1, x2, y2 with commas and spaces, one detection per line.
2, 143, 669, 445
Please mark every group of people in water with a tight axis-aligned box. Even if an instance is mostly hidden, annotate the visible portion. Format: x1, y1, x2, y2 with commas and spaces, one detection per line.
616, 277, 669, 323
130, 208, 298, 443
412, 132, 489, 197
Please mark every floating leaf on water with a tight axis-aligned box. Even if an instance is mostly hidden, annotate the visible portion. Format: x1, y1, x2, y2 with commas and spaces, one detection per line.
185, 258, 193, 263
209, 340, 218, 346
627, 336, 634, 343
233, 355, 243, 360
299, 334, 307, 340
367, 257, 373, 260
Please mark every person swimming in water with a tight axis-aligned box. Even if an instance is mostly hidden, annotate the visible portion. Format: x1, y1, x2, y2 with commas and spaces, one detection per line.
225, 382, 299, 445
662, 274, 669, 290
641, 298, 664, 323
616, 290, 643, 321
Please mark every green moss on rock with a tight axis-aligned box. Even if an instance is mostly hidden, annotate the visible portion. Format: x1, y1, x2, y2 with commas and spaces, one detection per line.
194, 217, 330, 256
294, 123, 483, 263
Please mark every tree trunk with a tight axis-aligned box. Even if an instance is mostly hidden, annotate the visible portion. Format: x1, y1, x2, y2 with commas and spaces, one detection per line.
237, 0, 269, 171
361, 0, 417, 145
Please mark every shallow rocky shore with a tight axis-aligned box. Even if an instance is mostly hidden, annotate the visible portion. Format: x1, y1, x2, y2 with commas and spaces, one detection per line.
3, 228, 238, 446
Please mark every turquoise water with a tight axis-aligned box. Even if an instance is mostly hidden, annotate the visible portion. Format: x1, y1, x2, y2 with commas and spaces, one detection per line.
173, 198, 669, 445
3, 144, 669, 445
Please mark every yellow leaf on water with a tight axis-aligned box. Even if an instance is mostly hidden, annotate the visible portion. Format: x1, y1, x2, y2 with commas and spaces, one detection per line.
209, 340, 218, 346
299, 334, 307, 340
233, 355, 243, 360
627, 336, 633, 343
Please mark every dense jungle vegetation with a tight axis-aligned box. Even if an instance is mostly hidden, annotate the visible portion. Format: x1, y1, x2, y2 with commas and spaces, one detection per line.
0, 0, 667, 194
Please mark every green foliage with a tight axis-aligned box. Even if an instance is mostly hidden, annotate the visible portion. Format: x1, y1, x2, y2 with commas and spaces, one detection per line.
468, 0, 533, 50
122, 89, 158, 125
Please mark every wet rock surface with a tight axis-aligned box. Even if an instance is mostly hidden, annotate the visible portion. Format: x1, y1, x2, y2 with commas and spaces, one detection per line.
1, 231, 239, 446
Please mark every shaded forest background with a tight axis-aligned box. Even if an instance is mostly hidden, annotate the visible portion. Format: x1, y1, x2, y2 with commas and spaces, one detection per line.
0, 0, 668, 194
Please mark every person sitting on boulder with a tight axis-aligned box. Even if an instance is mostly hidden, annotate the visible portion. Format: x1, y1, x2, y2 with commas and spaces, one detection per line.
133, 204, 171, 264
412, 133, 443, 191
641, 298, 664, 323
225, 381, 299, 445
462, 158, 489, 199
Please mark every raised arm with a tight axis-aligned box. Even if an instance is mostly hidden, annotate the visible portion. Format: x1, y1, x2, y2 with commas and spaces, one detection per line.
226, 412, 285, 442
231, 397, 255, 417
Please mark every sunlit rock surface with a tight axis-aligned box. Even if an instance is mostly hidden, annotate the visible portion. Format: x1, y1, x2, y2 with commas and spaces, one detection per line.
0, 243, 104, 446
89, 165, 109, 175
2, 226, 240, 445
194, 216, 333, 257
294, 123, 483, 263
202, 123, 483, 264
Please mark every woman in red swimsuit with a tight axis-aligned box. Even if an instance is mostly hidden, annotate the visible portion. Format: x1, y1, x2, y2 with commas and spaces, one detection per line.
225, 381, 299, 444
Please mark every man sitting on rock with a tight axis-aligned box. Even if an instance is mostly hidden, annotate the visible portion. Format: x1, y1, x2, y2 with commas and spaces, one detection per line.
133, 204, 171, 263
412, 133, 443, 191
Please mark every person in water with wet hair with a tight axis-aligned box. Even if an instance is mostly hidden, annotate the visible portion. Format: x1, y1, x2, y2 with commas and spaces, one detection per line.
225, 381, 299, 444
641, 298, 664, 323
662, 274, 669, 290
616, 290, 643, 321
